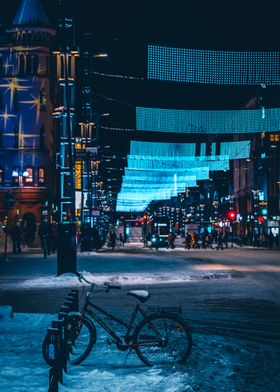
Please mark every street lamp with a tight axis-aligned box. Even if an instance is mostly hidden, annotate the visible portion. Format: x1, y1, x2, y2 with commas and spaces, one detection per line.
12, 169, 30, 187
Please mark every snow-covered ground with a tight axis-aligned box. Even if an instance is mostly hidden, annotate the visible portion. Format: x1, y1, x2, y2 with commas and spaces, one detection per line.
1, 270, 242, 290
0, 312, 279, 392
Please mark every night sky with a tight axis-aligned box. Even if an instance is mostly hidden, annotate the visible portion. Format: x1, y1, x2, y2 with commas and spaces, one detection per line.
2, 0, 280, 149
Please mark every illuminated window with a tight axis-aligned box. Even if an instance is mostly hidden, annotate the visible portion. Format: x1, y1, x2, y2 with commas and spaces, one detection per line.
38, 167, 46, 185
23, 167, 33, 185
270, 134, 279, 141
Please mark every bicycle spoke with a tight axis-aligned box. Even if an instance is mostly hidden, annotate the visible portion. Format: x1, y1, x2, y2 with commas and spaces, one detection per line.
134, 314, 192, 366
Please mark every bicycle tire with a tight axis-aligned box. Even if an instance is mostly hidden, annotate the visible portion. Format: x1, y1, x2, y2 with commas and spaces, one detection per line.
133, 313, 192, 366
42, 315, 96, 366
68, 315, 97, 365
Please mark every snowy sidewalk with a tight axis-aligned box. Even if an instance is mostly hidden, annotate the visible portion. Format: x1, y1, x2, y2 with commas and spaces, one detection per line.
0, 313, 279, 392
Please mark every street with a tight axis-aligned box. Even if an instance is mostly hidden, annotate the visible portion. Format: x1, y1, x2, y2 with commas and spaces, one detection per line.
1, 246, 280, 391
1, 245, 280, 344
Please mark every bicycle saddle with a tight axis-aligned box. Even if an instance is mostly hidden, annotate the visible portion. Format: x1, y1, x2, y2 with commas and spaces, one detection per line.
127, 290, 150, 303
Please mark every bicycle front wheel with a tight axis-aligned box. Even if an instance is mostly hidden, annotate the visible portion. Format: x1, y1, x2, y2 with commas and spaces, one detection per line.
68, 316, 96, 365
133, 313, 192, 366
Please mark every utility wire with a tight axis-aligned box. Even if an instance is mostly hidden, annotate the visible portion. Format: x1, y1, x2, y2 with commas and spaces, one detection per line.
93, 71, 144, 80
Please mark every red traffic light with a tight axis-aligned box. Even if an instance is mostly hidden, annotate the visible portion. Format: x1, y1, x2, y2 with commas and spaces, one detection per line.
227, 210, 237, 221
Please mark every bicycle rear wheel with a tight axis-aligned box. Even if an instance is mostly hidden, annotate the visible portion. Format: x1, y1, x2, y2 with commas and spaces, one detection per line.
68, 316, 96, 365
133, 313, 192, 366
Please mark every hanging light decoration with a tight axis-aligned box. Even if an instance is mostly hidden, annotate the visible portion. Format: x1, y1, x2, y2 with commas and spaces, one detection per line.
136, 106, 280, 134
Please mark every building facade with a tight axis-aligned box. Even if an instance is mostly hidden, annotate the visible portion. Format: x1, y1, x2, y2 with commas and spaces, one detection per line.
0, 0, 55, 235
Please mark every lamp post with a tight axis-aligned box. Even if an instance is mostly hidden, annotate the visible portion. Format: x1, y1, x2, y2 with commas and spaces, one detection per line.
91, 113, 109, 221
53, 3, 79, 275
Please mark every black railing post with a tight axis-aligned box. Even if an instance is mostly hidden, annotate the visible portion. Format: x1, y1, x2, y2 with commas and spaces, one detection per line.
52, 319, 64, 383
47, 327, 59, 392
70, 289, 79, 311
58, 309, 71, 361
64, 299, 75, 312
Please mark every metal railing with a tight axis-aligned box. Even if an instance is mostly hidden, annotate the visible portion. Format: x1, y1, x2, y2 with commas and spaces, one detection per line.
43, 289, 79, 391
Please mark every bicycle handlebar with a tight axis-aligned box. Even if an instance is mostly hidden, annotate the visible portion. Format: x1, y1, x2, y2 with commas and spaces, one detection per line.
75, 272, 122, 292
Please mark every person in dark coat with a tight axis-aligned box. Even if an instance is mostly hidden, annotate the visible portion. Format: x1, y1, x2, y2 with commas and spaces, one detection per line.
216, 233, 224, 250
185, 233, 192, 250
38, 220, 51, 255
119, 233, 125, 247
109, 231, 117, 251
11, 222, 22, 254
50, 222, 58, 253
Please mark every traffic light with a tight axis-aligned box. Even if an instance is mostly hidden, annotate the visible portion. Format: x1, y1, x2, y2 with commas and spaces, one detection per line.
227, 210, 237, 221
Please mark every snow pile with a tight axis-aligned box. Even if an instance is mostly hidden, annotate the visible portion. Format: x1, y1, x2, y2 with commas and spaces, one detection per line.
1, 270, 241, 290
0, 313, 279, 391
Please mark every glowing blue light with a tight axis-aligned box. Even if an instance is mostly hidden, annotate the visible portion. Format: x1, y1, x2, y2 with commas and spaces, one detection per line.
136, 107, 280, 134
130, 141, 196, 157
126, 157, 230, 171
148, 45, 280, 85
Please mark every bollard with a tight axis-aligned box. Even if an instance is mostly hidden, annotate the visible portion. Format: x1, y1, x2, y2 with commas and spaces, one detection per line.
64, 299, 75, 312
48, 367, 58, 392
66, 293, 79, 312
58, 311, 71, 361
59, 305, 70, 314
69, 289, 79, 311
52, 319, 64, 383
47, 327, 59, 392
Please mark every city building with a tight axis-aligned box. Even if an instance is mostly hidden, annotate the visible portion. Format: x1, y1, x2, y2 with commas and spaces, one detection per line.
0, 0, 55, 236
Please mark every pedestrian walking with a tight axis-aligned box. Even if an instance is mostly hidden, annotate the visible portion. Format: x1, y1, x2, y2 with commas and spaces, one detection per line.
216, 233, 224, 250
38, 220, 51, 256
109, 230, 117, 251
268, 232, 274, 249
275, 233, 279, 248
223, 232, 229, 249
185, 233, 191, 250
50, 222, 58, 253
119, 233, 125, 247
167, 232, 173, 249
11, 221, 22, 254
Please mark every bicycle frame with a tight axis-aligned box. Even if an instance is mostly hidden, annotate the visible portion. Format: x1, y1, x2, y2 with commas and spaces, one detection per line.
82, 296, 146, 349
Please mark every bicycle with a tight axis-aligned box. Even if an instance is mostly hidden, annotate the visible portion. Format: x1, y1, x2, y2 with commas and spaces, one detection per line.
43, 272, 192, 367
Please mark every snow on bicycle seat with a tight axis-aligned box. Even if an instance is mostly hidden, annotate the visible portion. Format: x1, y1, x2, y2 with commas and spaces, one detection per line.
127, 290, 150, 302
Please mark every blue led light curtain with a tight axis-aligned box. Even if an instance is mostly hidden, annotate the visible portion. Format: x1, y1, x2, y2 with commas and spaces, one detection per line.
136, 107, 280, 134
130, 141, 196, 157
148, 45, 280, 85
126, 157, 230, 171
124, 168, 210, 180
117, 140, 251, 212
